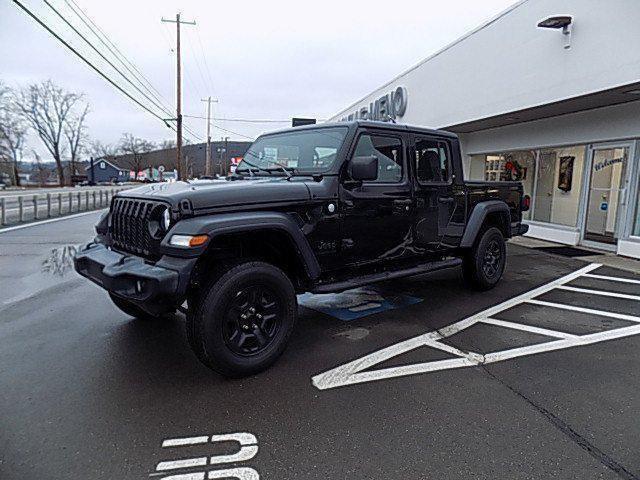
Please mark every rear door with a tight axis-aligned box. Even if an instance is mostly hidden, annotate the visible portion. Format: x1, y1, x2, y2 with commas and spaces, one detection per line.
411, 135, 457, 251
339, 129, 414, 266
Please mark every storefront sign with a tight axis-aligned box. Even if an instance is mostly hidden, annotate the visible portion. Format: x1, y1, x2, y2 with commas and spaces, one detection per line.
341, 86, 408, 122
594, 156, 624, 171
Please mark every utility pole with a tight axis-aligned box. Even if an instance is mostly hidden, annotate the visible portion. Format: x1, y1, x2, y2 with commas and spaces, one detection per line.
221, 136, 229, 176
161, 13, 196, 181
201, 97, 218, 176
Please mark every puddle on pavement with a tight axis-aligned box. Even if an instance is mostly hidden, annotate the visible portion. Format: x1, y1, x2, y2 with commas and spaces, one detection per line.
2, 245, 82, 307
41, 245, 79, 277
334, 327, 370, 341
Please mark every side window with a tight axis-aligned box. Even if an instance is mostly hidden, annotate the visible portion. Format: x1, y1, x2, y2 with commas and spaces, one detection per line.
353, 134, 403, 183
415, 138, 450, 183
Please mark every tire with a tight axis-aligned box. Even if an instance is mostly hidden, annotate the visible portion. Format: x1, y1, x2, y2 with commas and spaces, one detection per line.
462, 227, 506, 291
109, 292, 161, 321
186, 261, 297, 378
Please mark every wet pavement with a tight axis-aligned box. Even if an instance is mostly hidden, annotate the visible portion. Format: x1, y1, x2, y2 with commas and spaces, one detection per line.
1, 213, 639, 480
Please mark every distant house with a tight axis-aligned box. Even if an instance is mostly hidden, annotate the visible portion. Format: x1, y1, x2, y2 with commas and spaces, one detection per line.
86, 157, 128, 183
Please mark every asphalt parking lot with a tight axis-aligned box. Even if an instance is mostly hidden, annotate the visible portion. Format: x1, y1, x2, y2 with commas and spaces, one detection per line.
1, 212, 640, 480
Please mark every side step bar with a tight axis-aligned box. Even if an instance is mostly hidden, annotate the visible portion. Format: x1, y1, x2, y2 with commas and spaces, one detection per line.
310, 258, 462, 294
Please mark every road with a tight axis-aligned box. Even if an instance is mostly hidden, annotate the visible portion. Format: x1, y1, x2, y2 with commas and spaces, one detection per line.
1, 212, 639, 480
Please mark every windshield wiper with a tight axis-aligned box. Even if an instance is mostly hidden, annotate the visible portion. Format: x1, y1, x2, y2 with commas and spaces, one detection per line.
266, 162, 294, 178
236, 158, 270, 176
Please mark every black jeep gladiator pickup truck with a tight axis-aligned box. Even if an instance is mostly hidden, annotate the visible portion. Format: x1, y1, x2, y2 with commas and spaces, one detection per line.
74, 121, 529, 377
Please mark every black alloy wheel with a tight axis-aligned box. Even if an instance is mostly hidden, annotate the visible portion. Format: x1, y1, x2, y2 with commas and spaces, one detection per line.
223, 285, 283, 356
186, 260, 297, 377
462, 226, 506, 290
482, 238, 503, 279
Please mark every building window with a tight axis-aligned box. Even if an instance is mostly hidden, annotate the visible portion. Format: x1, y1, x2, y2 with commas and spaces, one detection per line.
468, 146, 585, 225
533, 146, 585, 227
99, 161, 106, 170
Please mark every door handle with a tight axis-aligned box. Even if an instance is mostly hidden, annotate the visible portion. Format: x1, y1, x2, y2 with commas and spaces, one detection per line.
438, 196, 454, 204
393, 198, 413, 213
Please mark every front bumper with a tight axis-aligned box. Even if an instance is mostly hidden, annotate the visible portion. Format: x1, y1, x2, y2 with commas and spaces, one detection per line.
73, 243, 195, 315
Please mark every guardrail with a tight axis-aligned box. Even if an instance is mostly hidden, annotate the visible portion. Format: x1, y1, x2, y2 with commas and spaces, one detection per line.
0, 187, 131, 227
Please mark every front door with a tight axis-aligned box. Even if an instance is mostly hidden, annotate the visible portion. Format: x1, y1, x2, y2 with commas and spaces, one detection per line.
339, 130, 414, 267
583, 145, 630, 245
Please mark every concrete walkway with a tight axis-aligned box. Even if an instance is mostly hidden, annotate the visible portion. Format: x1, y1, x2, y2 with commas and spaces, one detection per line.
509, 236, 640, 274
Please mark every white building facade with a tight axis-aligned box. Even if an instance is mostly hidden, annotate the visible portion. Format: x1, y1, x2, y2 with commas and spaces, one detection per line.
329, 0, 640, 259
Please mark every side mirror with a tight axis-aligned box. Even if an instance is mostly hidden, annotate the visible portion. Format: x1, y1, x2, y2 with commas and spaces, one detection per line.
349, 155, 378, 182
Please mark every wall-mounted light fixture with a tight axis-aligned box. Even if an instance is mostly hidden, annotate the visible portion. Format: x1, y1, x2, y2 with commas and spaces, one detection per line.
537, 15, 573, 49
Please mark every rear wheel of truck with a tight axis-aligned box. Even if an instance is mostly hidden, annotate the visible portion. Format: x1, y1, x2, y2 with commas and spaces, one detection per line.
463, 226, 506, 291
108, 293, 161, 321
186, 261, 297, 378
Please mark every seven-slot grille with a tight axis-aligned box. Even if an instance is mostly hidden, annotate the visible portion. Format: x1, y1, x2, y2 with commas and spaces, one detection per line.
109, 197, 164, 258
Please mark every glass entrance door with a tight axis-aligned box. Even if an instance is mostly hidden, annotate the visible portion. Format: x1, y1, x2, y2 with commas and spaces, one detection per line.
584, 146, 629, 245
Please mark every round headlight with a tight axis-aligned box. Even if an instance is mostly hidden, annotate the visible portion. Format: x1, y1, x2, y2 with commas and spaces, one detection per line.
162, 208, 171, 231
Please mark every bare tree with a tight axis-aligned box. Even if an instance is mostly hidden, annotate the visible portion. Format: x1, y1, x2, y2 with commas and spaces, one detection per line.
119, 133, 155, 180
0, 81, 28, 186
16, 80, 81, 186
159, 139, 176, 150
65, 103, 90, 180
90, 140, 120, 159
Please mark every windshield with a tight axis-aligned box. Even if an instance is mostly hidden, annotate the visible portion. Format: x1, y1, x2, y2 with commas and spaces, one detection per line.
237, 127, 348, 175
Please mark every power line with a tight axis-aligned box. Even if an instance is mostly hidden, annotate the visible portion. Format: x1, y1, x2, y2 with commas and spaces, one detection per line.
64, 0, 169, 108
11, 0, 199, 144
183, 114, 290, 124
195, 28, 216, 93
43, 0, 173, 119
185, 27, 210, 97
211, 124, 255, 140
58, 0, 203, 145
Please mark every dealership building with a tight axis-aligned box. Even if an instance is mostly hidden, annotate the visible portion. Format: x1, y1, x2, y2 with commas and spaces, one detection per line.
329, 0, 640, 259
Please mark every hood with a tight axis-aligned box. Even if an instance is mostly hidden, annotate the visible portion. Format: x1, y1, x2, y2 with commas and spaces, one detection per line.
117, 177, 312, 211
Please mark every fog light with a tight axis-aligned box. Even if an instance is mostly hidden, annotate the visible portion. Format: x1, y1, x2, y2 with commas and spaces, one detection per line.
169, 234, 209, 247
136, 280, 144, 293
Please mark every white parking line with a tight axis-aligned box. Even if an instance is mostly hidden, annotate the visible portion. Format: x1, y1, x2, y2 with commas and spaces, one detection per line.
525, 299, 640, 323
583, 273, 640, 285
479, 317, 578, 340
312, 263, 640, 390
556, 285, 640, 301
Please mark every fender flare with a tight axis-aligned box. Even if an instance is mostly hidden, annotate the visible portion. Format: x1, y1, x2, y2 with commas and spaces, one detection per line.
161, 211, 321, 280
460, 200, 511, 248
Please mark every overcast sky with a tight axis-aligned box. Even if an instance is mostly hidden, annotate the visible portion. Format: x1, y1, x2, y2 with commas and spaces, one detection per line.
0, 0, 516, 159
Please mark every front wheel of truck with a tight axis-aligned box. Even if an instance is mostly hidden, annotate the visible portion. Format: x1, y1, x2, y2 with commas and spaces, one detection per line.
186, 261, 297, 377
462, 227, 506, 291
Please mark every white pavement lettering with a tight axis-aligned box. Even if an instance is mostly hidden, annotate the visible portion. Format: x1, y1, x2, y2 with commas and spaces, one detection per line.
312, 263, 640, 390
153, 432, 260, 480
